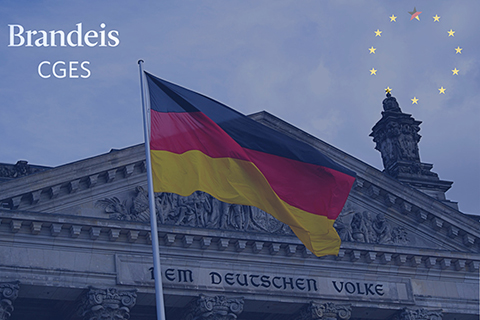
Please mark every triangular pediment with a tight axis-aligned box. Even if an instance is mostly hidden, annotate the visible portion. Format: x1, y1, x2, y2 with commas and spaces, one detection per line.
1, 112, 479, 257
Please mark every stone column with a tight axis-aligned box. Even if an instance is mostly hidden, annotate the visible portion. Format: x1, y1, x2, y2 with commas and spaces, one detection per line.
183, 294, 244, 320
392, 308, 443, 320
0, 282, 19, 320
294, 301, 351, 320
78, 287, 137, 320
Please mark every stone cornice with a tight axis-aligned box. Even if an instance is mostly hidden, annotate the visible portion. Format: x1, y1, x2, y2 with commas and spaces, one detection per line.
351, 177, 480, 251
0, 146, 145, 211
1, 147, 478, 255
1, 209, 479, 275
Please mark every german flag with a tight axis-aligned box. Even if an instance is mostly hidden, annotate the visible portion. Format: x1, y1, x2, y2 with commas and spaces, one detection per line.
145, 72, 356, 256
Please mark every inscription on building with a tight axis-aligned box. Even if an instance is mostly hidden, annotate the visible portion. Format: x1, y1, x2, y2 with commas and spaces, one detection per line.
116, 255, 413, 303
147, 267, 391, 298
332, 281, 384, 296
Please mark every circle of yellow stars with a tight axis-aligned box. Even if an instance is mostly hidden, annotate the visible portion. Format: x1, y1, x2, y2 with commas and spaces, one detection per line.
369, 8, 464, 105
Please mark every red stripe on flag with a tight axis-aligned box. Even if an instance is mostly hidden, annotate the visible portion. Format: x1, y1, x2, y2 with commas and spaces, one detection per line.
151, 110, 354, 219
245, 149, 355, 219
150, 110, 249, 161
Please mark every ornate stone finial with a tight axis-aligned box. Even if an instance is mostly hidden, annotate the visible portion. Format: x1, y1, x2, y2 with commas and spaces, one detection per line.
392, 307, 443, 320
183, 294, 244, 320
294, 301, 352, 320
78, 287, 137, 320
0, 282, 20, 320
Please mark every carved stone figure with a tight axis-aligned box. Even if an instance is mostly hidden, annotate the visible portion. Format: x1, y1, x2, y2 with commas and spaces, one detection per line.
0, 161, 49, 180
351, 212, 368, 242
362, 211, 376, 243
206, 197, 224, 228
176, 194, 197, 226
131, 186, 150, 221
333, 216, 352, 242
382, 93, 402, 113
183, 294, 244, 320
95, 197, 130, 221
391, 226, 409, 244
372, 213, 392, 244
227, 204, 249, 231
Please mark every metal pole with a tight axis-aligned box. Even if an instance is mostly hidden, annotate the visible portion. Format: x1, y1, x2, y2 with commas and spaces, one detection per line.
138, 60, 166, 320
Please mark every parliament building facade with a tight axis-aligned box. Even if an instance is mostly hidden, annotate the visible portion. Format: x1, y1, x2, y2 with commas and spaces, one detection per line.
0, 94, 478, 319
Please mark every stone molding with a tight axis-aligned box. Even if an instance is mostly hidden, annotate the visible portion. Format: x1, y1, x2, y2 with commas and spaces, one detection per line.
0, 210, 479, 273
78, 287, 137, 320
1, 154, 478, 253
294, 301, 351, 320
0, 159, 146, 211
353, 177, 479, 252
392, 307, 443, 320
183, 294, 244, 320
0, 282, 19, 320
0, 156, 478, 253
95, 185, 479, 252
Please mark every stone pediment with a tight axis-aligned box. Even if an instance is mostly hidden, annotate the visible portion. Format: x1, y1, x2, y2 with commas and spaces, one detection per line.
0, 112, 479, 257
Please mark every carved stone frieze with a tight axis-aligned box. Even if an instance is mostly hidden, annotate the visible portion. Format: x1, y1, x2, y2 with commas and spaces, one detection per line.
78, 287, 137, 320
183, 294, 244, 320
96, 187, 413, 245
96, 187, 293, 236
0, 282, 19, 320
391, 308, 443, 320
334, 203, 409, 245
294, 301, 351, 320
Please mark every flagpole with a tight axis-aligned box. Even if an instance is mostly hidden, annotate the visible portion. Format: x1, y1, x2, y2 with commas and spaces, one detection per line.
138, 60, 166, 320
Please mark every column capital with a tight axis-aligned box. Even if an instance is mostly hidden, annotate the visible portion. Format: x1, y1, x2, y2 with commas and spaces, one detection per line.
295, 301, 352, 320
78, 287, 137, 320
0, 282, 20, 320
184, 294, 244, 320
393, 307, 443, 320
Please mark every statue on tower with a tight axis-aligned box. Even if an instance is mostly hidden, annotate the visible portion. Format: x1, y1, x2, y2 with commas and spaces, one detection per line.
382, 92, 402, 113
370, 90, 454, 206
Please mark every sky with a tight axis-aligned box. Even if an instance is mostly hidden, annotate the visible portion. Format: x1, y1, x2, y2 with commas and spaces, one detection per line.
0, 0, 479, 214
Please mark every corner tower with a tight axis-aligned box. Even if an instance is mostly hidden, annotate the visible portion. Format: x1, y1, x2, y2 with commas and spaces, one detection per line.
370, 92, 456, 208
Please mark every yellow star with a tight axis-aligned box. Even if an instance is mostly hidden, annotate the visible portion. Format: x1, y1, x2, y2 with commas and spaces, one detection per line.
390, 14, 397, 22
375, 29, 382, 37
370, 68, 377, 75
385, 87, 392, 94
433, 15, 440, 22
447, 29, 455, 37
455, 46, 463, 54
369, 46, 376, 54
438, 87, 446, 94
452, 68, 459, 75
411, 97, 419, 104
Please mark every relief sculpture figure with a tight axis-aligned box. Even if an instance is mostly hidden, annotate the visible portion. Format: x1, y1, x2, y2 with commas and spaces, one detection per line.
372, 213, 392, 244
